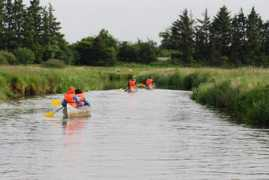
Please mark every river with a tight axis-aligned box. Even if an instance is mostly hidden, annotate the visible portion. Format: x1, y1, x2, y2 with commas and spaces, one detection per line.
0, 89, 269, 180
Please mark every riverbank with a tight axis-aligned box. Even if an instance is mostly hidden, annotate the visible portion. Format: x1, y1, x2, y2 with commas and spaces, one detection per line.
1, 65, 269, 128
137, 67, 269, 128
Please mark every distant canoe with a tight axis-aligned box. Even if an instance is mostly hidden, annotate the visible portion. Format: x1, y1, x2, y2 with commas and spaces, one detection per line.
126, 88, 137, 93
146, 85, 154, 90
63, 104, 91, 119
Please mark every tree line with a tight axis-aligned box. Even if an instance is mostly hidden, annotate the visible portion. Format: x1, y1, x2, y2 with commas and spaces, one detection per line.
2, 2, 269, 67
160, 6, 269, 66
0, 0, 73, 65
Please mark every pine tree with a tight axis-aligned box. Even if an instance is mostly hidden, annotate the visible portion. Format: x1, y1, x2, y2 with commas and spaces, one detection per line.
13, 0, 25, 48
47, 3, 62, 42
231, 9, 247, 65
171, 9, 194, 64
3, 0, 16, 49
25, 0, 43, 62
28, 0, 42, 44
195, 9, 210, 63
246, 7, 263, 65
0, 0, 4, 49
262, 21, 269, 56
210, 6, 232, 64
41, 7, 49, 46
159, 28, 173, 49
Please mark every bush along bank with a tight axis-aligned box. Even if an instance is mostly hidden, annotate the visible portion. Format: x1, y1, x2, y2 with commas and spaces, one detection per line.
137, 69, 269, 128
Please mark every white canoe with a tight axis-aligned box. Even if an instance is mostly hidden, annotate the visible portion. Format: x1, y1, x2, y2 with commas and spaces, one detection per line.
63, 104, 91, 119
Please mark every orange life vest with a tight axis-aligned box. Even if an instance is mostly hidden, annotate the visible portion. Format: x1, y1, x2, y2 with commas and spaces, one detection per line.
146, 79, 153, 88
64, 88, 77, 107
128, 80, 137, 90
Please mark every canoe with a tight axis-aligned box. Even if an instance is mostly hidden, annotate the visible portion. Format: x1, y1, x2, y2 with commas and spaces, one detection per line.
126, 88, 137, 93
146, 85, 154, 90
63, 104, 91, 119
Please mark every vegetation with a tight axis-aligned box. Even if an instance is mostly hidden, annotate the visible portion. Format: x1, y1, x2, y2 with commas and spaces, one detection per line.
0, 0, 71, 64
136, 67, 269, 128
160, 6, 269, 67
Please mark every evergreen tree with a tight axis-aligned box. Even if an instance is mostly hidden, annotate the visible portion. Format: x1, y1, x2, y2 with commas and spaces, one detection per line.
0, 0, 4, 49
195, 9, 210, 63
159, 28, 173, 49
262, 21, 269, 56
210, 6, 232, 64
171, 9, 194, 64
13, 0, 25, 48
46, 3, 62, 45
41, 7, 49, 46
3, 0, 16, 49
26, 0, 43, 62
246, 7, 263, 65
231, 9, 247, 65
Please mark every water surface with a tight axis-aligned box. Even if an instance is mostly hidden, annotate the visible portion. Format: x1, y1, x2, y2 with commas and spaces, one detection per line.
0, 89, 269, 180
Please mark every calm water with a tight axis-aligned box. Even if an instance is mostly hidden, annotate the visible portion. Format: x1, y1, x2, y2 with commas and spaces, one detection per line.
0, 89, 269, 180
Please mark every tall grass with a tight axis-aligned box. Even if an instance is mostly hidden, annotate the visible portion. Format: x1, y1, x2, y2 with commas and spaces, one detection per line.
0, 65, 132, 99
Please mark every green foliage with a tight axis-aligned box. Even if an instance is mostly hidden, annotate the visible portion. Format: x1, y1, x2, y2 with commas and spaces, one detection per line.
73, 29, 117, 66
171, 9, 194, 64
0, 50, 16, 64
160, 6, 269, 67
210, 6, 232, 62
42, 59, 65, 68
117, 40, 157, 64
195, 9, 210, 63
246, 7, 263, 65
231, 9, 247, 65
0, 53, 8, 64
15, 48, 35, 64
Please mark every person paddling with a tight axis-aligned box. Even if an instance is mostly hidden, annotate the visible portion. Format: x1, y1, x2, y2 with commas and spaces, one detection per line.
145, 76, 154, 89
75, 88, 90, 107
127, 76, 137, 92
62, 87, 79, 108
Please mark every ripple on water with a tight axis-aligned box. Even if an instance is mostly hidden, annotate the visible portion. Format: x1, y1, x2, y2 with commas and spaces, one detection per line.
0, 89, 269, 180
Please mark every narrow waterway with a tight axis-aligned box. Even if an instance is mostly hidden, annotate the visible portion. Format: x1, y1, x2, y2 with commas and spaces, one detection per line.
0, 89, 269, 180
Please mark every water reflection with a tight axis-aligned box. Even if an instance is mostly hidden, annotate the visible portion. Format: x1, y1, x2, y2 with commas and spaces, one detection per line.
62, 117, 89, 135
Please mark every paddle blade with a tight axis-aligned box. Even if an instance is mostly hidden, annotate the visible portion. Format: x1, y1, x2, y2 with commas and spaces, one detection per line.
51, 99, 61, 107
45, 111, 55, 118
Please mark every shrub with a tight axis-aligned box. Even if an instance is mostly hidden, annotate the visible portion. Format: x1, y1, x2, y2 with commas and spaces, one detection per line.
0, 54, 8, 65
42, 59, 66, 68
0, 51, 17, 65
15, 48, 35, 64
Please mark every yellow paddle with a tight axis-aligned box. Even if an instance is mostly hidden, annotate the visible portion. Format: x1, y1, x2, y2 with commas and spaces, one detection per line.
45, 107, 64, 118
44, 99, 63, 118
51, 99, 61, 107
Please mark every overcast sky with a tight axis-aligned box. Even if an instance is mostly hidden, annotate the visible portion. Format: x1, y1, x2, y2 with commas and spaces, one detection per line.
38, 0, 269, 43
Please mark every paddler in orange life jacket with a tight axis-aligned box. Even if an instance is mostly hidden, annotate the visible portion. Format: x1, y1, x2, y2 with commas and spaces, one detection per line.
75, 88, 90, 107
62, 87, 79, 108
145, 76, 154, 89
127, 76, 137, 92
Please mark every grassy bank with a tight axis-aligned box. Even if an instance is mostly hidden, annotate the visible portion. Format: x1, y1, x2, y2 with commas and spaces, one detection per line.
137, 68, 269, 128
1, 65, 269, 128
0, 65, 133, 100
